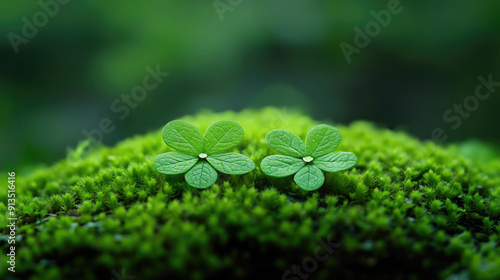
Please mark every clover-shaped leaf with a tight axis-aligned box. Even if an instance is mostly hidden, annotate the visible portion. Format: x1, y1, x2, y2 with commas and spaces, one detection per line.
155, 120, 255, 189
203, 120, 244, 154
294, 165, 325, 191
154, 152, 198, 174
305, 124, 341, 157
265, 129, 306, 158
162, 120, 203, 156
314, 152, 358, 172
207, 153, 255, 175
260, 155, 305, 177
184, 161, 218, 189
261, 124, 357, 191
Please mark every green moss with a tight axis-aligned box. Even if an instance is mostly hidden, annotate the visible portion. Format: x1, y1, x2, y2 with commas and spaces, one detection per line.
1, 108, 499, 280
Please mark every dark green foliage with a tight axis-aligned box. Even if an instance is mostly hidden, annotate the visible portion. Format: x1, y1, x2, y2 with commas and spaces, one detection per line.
1, 108, 499, 279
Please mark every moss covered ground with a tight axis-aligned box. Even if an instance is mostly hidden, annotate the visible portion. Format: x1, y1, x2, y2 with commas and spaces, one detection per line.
1, 108, 499, 280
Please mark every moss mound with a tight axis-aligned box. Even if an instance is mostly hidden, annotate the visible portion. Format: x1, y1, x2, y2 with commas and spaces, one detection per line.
1, 108, 499, 280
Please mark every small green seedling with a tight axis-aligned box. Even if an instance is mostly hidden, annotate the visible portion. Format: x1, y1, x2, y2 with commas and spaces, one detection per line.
260, 124, 357, 191
154, 120, 255, 188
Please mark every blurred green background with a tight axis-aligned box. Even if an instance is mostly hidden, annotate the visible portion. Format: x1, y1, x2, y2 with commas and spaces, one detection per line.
1, 1, 500, 170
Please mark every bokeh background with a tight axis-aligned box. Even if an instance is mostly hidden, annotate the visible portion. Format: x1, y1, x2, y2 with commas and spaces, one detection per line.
1, 1, 500, 171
